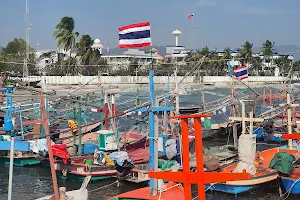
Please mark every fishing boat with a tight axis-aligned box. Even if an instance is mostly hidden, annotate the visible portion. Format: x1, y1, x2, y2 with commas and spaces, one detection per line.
109, 69, 186, 199
54, 155, 117, 181
205, 147, 282, 195
109, 66, 250, 200
276, 134, 300, 195
36, 175, 91, 200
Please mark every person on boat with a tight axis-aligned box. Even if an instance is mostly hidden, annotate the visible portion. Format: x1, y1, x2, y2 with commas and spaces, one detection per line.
68, 119, 78, 135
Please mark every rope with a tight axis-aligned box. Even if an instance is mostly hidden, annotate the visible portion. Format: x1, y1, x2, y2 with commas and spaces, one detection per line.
89, 180, 119, 193
158, 184, 182, 200
281, 177, 300, 200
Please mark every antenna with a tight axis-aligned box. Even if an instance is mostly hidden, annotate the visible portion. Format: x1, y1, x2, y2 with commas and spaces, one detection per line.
23, 0, 29, 79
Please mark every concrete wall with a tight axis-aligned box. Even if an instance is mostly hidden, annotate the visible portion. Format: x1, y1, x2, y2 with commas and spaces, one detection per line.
10, 75, 286, 85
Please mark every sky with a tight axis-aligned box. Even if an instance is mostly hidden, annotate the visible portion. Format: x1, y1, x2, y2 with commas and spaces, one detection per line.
0, 0, 300, 51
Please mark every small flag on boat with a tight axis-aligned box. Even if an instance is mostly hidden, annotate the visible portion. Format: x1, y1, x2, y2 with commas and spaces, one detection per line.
188, 14, 194, 19
234, 66, 248, 80
119, 22, 151, 48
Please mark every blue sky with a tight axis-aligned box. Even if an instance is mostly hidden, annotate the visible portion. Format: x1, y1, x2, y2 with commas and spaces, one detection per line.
0, 0, 300, 51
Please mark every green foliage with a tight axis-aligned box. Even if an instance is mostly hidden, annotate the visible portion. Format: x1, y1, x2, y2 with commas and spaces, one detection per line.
222, 47, 231, 60
0, 38, 37, 75
293, 61, 300, 72
261, 40, 275, 58
53, 16, 79, 57
274, 56, 291, 72
239, 41, 253, 64
76, 34, 94, 65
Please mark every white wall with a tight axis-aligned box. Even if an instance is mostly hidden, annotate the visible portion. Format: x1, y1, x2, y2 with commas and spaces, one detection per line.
10, 75, 285, 85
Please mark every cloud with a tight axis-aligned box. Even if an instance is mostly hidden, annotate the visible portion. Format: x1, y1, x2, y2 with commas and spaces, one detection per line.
195, 0, 219, 7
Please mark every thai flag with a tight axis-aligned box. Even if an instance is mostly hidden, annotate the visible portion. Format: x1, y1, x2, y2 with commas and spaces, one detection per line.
119, 22, 151, 48
188, 14, 194, 19
234, 66, 248, 80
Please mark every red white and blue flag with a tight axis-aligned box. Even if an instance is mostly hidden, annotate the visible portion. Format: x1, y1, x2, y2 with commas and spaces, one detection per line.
234, 66, 248, 80
119, 22, 151, 48
188, 14, 194, 19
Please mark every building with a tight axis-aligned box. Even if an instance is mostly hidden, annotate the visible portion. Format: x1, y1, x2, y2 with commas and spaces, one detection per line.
102, 49, 164, 71
164, 45, 189, 63
216, 48, 294, 74
35, 48, 78, 74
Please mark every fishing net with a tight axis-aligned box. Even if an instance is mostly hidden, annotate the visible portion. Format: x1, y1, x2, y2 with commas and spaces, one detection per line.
233, 134, 256, 175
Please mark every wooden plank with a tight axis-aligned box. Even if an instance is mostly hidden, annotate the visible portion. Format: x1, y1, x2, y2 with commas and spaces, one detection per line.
229, 117, 264, 122
0, 141, 30, 151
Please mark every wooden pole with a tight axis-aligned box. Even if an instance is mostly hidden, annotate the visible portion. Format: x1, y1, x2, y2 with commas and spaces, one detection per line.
7, 138, 14, 200
249, 102, 254, 135
201, 91, 206, 112
262, 88, 266, 107
242, 101, 246, 134
153, 97, 159, 195
269, 88, 273, 107
287, 93, 293, 150
77, 106, 82, 155
233, 122, 238, 147
175, 66, 179, 114
41, 91, 59, 200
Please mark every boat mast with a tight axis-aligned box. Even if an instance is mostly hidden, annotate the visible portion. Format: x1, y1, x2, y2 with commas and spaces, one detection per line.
287, 93, 293, 150
175, 66, 179, 114
23, 0, 29, 79
148, 70, 173, 196
41, 91, 59, 200
7, 138, 14, 200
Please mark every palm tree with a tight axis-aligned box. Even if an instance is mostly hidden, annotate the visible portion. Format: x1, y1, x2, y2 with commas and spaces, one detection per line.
222, 47, 231, 60
239, 41, 253, 67
53, 17, 79, 63
261, 40, 275, 58
261, 40, 275, 69
76, 34, 94, 65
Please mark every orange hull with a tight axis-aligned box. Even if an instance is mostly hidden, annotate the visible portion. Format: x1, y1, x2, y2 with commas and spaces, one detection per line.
219, 147, 299, 185
108, 183, 185, 200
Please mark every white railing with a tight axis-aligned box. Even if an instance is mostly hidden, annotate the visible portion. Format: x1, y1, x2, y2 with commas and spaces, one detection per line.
8, 75, 286, 85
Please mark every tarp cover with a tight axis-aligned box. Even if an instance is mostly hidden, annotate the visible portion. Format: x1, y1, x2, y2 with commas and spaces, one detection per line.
269, 152, 295, 175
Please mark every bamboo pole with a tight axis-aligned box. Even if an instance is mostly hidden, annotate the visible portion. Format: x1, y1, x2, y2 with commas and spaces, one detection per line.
242, 101, 246, 134
41, 91, 59, 200
287, 93, 293, 150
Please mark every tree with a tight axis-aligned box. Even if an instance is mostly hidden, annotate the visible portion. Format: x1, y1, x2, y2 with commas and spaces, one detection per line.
76, 34, 94, 65
222, 47, 231, 60
239, 41, 253, 66
293, 61, 300, 72
0, 38, 37, 75
199, 46, 210, 56
261, 40, 275, 60
274, 56, 291, 73
53, 17, 79, 63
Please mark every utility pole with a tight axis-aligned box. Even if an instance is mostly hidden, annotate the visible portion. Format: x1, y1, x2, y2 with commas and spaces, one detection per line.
23, 0, 29, 79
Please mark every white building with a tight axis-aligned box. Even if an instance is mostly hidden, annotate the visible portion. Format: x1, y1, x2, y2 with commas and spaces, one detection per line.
102, 49, 163, 71
35, 48, 78, 74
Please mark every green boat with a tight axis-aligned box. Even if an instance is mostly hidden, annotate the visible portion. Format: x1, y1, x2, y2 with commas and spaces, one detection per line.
0, 156, 41, 167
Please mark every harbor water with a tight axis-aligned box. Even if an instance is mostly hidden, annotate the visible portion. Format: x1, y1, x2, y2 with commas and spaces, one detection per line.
0, 85, 300, 200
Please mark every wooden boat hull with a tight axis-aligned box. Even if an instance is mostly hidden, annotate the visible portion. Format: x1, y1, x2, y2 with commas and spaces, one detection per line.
206, 147, 294, 195
35, 189, 88, 200
56, 170, 114, 181
109, 183, 185, 200
0, 157, 40, 167
54, 156, 117, 181
281, 176, 300, 194
205, 173, 278, 194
